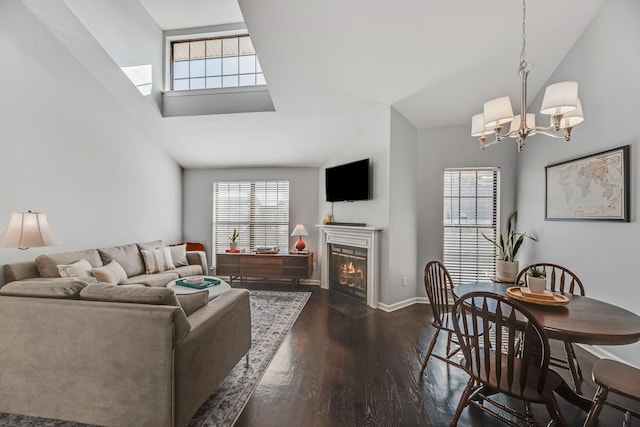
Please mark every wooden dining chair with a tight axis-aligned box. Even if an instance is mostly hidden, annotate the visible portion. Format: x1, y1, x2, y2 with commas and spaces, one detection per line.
449, 291, 568, 427
515, 262, 586, 393
583, 359, 640, 427
420, 261, 463, 373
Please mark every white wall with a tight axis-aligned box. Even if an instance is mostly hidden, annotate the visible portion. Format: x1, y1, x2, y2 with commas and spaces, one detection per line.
516, 0, 640, 365
417, 125, 518, 295
387, 107, 418, 305
182, 168, 319, 279
64, 0, 164, 112
0, 0, 182, 284
318, 106, 392, 302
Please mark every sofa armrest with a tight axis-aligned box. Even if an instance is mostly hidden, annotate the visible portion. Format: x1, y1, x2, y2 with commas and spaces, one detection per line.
186, 250, 208, 274
3, 261, 40, 284
174, 288, 251, 426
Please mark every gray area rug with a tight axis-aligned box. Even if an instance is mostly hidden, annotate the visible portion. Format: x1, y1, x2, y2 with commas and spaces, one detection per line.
0, 290, 311, 427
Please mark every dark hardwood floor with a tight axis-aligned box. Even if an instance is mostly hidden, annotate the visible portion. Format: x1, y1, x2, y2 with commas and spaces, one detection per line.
232, 282, 631, 427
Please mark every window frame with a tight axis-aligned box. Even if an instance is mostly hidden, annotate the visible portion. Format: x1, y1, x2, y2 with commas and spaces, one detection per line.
442, 167, 500, 285
212, 180, 290, 267
166, 31, 265, 92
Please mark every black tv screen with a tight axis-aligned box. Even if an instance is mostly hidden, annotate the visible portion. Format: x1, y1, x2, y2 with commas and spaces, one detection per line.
325, 158, 371, 202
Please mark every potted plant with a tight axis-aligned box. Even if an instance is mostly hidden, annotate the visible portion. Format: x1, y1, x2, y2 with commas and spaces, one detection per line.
526, 265, 547, 293
229, 228, 239, 250
482, 211, 537, 283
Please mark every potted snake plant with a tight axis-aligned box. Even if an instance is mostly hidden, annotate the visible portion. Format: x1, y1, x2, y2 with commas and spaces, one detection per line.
482, 211, 537, 283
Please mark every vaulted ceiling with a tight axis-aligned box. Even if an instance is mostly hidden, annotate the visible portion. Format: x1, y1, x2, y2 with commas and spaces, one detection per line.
67, 0, 609, 167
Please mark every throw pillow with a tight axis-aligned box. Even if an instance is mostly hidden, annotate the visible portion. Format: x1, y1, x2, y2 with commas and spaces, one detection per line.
91, 260, 128, 285
57, 259, 93, 278
176, 290, 209, 316
141, 247, 175, 274
169, 243, 188, 267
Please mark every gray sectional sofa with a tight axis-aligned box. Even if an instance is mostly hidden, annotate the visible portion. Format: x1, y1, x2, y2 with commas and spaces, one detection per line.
4, 240, 207, 286
0, 240, 252, 426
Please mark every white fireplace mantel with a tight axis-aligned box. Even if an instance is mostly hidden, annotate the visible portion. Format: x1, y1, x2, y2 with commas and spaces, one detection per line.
316, 225, 381, 308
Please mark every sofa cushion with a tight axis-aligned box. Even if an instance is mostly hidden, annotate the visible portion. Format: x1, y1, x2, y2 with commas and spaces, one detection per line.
166, 265, 203, 278
169, 243, 188, 267
98, 244, 145, 277
58, 259, 93, 278
121, 272, 179, 287
0, 279, 88, 299
35, 249, 104, 278
137, 240, 164, 251
91, 260, 128, 285
175, 290, 209, 316
80, 283, 190, 341
141, 247, 175, 274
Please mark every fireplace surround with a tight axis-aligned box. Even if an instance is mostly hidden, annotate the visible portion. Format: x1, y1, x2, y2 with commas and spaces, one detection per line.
317, 225, 381, 308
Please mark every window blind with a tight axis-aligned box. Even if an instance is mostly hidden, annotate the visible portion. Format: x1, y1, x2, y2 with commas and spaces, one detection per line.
212, 180, 290, 267
443, 168, 499, 285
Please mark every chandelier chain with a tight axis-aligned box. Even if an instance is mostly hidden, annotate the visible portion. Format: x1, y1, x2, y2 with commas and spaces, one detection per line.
520, 0, 527, 70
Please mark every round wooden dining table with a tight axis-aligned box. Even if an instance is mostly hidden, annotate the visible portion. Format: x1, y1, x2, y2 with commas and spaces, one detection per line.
452, 282, 640, 410
452, 282, 640, 346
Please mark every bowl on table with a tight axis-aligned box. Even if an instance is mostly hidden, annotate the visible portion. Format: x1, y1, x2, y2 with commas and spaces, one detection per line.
184, 275, 206, 285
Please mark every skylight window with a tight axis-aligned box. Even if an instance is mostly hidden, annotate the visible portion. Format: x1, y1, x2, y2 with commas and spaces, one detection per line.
171, 35, 265, 91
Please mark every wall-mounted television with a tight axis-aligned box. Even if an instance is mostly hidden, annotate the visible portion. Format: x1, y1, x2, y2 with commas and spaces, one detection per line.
325, 158, 371, 202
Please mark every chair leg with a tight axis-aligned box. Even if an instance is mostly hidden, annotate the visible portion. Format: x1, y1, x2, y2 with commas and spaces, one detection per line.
524, 402, 535, 427
450, 377, 474, 427
564, 341, 583, 394
420, 329, 441, 374
545, 394, 568, 427
583, 386, 608, 427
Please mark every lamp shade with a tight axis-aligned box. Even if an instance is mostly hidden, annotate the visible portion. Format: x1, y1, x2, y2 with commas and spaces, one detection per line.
483, 96, 514, 128
471, 113, 495, 137
557, 98, 584, 129
0, 211, 60, 249
291, 224, 308, 236
540, 81, 579, 115
509, 113, 536, 133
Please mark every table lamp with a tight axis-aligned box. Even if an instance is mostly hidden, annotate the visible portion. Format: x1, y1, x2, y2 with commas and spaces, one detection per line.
0, 210, 61, 249
291, 224, 308, 251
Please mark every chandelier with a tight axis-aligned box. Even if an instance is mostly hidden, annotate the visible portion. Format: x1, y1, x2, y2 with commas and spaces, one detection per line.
471, 0, 584, 151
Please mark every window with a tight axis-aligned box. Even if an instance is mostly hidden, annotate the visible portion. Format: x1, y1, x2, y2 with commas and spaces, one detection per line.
212, 180, 289, 266
443, 168, 499, 284
172, 35, 265, 91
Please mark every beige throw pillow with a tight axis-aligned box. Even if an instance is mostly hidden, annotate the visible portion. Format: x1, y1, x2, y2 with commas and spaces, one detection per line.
169, 243, 188, 267
57, 259, 93, 278
141, 247, 175, 274
176, 290, 209, 316
91, 260, 128, 285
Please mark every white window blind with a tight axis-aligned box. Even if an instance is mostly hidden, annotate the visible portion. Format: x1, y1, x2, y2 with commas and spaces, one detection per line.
443, 168, 499, 285
212, 180, 290, 266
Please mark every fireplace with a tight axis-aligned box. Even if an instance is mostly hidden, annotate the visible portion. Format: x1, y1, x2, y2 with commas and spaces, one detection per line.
329, 244, 367, 301
318, 225, 380, 308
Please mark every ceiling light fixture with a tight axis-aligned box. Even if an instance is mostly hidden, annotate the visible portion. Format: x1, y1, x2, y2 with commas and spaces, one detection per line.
471, 0, 584, 152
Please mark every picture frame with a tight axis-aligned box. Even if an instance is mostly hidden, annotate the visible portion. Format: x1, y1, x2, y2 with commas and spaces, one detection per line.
545, 145, 630, 222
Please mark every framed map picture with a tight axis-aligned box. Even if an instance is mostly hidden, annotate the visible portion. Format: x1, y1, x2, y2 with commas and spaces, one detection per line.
545, 145, 630, 221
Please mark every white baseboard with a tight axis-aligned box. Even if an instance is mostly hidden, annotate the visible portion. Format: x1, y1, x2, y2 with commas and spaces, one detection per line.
378, 296, 428, 312
576, 344, 638, 367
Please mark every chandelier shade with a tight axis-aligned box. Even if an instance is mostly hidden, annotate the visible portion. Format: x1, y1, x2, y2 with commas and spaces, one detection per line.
509, 113, 536, 134
483, 97, 514, 128
471, 114, 495, 137
540, 81, 579, 115
471, 0, 584, 151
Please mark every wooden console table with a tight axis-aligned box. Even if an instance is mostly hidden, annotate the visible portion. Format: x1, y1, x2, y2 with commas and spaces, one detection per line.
216, 252, 313, 285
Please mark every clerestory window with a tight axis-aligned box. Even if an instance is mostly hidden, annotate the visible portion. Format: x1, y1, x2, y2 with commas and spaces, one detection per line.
171, 35, 265, 91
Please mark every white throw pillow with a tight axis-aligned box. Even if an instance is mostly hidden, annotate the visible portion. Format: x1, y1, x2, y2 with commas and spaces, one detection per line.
169, 244, 188, 267
91, 260, 128, 285
58, 259, 93, 278
141, 247, 176, 274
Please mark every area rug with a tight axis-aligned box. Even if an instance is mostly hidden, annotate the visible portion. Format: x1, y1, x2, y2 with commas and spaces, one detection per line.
0, 290, 311, 427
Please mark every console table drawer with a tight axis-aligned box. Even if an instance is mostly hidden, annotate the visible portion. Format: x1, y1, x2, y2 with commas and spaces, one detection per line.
215, 252, 313, 284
